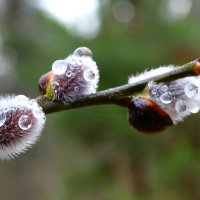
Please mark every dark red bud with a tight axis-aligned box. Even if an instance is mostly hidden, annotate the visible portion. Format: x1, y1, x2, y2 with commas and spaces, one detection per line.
38, 71, 53, 95
128, 97, 173, 134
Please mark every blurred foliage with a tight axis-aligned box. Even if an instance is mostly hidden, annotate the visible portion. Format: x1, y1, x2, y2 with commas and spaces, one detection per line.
0, 0, 200, 200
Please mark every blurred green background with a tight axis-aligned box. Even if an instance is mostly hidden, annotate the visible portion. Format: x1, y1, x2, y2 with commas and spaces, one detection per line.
0, 0, 200, 199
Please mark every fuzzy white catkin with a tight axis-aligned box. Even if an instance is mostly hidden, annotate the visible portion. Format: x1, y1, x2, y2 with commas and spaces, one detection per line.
128, 65, 200, 124
128, 65, 176, 84
51, 47, 99, 103
0, 95, 46, 160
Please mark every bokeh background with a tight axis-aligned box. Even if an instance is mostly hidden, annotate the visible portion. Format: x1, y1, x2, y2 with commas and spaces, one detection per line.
0, 0, 200, 199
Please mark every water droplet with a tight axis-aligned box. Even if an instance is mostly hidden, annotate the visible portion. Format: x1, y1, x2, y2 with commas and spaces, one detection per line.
160, 92, 173, 104
52, 60, 67, 75
175, 100, 186, 112
184, 83, 198, 98
51, 81, 59, 89
66, 70, 73, 77
18, 115, 32, 130
151, 88, 157, 95
161, 85, 168, 92
150, 85, 159, 96
15, 95, 29, 102
83, 69, 95, 81
33, 107, 45, 119
74, 86, 79, 92
30, 100, 45, 119
27, 99, 37, 110
190, 106, 200, 113
73, 47, 93, 57
0, 110, 6, 127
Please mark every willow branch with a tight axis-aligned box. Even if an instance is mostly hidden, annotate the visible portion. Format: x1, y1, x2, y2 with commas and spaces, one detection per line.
36, 59, 200, 114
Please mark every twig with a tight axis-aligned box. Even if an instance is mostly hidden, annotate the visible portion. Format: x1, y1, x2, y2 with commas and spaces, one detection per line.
36, 59, 200, 114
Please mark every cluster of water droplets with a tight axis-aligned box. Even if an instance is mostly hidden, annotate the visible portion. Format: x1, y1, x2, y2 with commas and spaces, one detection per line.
0, 95, 46, 159
148, 77, 200, 123
50, 48, 99, 102
52, 57, 97, 79
148, 82, 173, 104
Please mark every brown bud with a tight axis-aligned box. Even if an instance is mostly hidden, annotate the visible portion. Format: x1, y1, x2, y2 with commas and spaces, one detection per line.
38, 71, 53, 96
194, 58, 200, 75
128, 97, 173, 134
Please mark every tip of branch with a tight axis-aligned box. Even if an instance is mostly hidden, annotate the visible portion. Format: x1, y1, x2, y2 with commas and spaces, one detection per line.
194, 58, 200, 75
